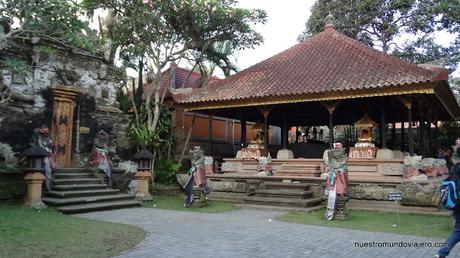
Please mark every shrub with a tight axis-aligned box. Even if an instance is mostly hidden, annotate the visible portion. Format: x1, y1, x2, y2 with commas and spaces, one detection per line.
154, 159, 180, 186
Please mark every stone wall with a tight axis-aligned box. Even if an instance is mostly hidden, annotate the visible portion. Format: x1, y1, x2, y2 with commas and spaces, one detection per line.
0, 40, 134, 166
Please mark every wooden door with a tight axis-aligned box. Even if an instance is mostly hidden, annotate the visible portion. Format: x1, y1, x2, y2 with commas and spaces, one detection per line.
51, 87, 80, 168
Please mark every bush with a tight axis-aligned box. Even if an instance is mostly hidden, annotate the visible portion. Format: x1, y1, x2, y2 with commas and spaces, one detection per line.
154, 159, 181, 186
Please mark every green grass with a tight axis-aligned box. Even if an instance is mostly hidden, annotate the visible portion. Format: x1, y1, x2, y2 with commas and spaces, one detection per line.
277, 209, 453, 238
0, 201, 146, 258
142, 195, 236, 213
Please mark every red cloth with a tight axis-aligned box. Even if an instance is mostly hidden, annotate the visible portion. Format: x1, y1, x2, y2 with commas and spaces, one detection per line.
194, 166, 206, 187
88, 149, 107, 167
325, 165, 349, 195
404, 167, 419, 178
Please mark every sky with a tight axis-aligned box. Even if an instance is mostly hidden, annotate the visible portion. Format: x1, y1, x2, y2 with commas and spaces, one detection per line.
234, 0, 316, 71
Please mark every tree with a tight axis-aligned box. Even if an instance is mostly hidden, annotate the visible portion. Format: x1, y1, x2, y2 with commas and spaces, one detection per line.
87, 0, 267, 147
0, 0, 100, 53
299, 0, 460, 72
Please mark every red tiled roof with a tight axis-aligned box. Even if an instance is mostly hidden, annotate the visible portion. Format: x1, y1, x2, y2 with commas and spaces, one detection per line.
143, 64, 220, 100
176, 27, 448, 105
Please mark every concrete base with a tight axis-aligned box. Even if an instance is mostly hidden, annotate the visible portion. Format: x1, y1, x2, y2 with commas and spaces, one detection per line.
24, 172, 47, 209
376, 149, 393, 159
135, 193, 153, 201
24, 201, 47, 209
276, 149, 294, 159
135, 171, 152, 202
191, 187, 207, 207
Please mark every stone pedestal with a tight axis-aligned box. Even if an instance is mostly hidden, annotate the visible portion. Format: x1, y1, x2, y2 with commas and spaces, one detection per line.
134, 171, 153, 201
24, 172, 47, 209
276, 149, 294, 159
376, 148, 393, 159
191, 186, 207, 208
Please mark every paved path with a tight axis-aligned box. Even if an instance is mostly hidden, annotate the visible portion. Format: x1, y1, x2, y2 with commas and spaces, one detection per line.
78, 208, 459, 258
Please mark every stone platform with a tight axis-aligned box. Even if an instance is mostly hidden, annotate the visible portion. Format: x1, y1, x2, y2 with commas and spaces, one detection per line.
207, 171, 444, 208
221, 158, 406, 181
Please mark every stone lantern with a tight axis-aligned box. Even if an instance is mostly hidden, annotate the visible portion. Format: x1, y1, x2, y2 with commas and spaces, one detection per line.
132, 149, 153, 201
21, 145, 49, 209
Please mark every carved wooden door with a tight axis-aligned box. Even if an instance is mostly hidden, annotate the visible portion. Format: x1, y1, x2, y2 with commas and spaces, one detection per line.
51, 87, 80, 168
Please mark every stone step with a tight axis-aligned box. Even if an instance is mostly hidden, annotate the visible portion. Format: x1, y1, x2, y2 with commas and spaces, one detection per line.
280, 164, 320, 169
52, 184, 108, 191
207, 192, 247, 203
255, 189, 313, 198
263, 182, 313, 190
243, 196, 323, 207
46, 189, 120, 198
57, 200, 142, 214
54, 172, 96, 179
43, 194, 136, 206
53, 178, 102, 185
275, 171, 321, 177
55, 168, 90, 173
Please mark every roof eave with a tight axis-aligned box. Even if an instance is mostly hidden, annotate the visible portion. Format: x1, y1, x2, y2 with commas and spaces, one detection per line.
180, 82, 437, 112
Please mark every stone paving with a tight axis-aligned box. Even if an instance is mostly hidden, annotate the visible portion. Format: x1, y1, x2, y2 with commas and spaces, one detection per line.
77, 208, 460, 258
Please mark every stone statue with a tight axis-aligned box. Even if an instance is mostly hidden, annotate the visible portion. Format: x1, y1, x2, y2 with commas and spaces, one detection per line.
325, 148, 349, 220
256, 155, 273, 175
183, 146, 209, 207
88, 129, 112, 187
31, 125, 55, 191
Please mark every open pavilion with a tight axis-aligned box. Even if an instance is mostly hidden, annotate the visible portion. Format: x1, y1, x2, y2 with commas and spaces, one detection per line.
172, 23, 460, 207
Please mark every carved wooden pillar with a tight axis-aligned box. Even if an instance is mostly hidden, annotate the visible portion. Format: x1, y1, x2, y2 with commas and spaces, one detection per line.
259, 106, 273, 153
51, 87, 81, 168
403, 100, 414, 156
322, 101, 338, 149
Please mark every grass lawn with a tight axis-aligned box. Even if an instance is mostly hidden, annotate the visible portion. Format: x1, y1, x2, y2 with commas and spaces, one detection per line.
0, 201, 146, 258
142, 195, 236, 213
277, 209, 453, 238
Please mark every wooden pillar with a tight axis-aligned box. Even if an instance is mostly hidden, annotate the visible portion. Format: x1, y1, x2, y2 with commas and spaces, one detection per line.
322, 102, 338, 149
434, 121, 439, 156
404, 100, 414, 156
208, 112, 213, 156
428, 121, 433, 157
419, 117, 425, 156
295, 126, 299, 143
263, 113, 269, 152
329, 113, 334, 149
282, 114, 288, 149
391, 122, 396, 149
259, 106, 273, 154
381, 110, 387, 148
240, 112, 247, 147
401, 122, 405, 152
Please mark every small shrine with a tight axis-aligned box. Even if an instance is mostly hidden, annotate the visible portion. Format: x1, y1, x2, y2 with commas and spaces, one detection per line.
236, 122, 266, 159
354, 113, 378, 148
349, 113, 379, 159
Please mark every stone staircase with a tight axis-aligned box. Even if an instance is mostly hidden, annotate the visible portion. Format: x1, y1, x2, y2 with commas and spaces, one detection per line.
43, 168, 141, 214
275, 162, 322, 177
243, 181, 323, 208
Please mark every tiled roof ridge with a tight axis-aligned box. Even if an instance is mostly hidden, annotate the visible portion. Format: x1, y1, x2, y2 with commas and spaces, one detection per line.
328, 30, 440, 78
178, 27, 448, 104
